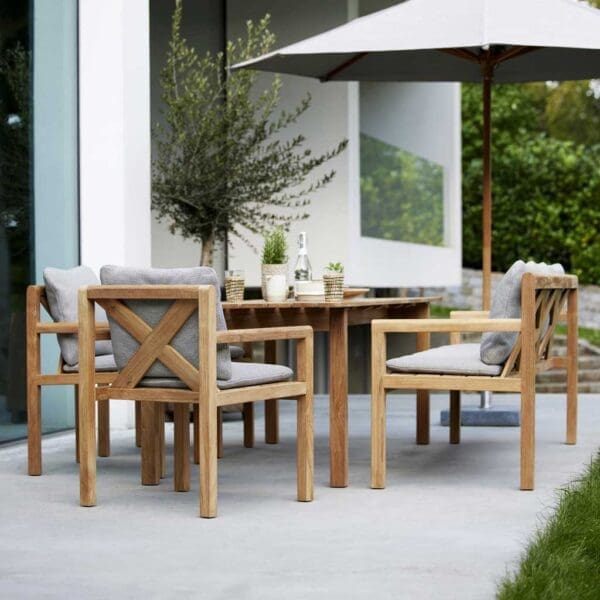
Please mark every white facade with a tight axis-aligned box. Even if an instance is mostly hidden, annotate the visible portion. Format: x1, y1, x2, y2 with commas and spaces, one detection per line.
151, 0, 462, 289
75, 0, 461, 428
79, 0, 152, 428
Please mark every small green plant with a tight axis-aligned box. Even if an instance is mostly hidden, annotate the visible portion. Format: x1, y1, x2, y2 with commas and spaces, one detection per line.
326, 262, 344, 274
261, 228, 288, 265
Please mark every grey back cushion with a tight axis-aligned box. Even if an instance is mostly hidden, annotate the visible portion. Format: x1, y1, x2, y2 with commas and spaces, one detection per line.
100, 265, 232, 381
43, 266, 113, 366
480, 260, 564, 365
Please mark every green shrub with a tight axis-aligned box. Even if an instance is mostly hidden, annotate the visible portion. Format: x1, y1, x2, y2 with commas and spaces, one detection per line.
261, 228, 287, 264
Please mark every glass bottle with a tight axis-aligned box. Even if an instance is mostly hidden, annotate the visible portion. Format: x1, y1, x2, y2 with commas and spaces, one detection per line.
294, 232, 312, 295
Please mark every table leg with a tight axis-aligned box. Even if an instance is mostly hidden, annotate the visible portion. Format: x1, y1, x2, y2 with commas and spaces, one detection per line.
264, 340, 279, 444
415, 303, 431, 445
329, 308, 348, 487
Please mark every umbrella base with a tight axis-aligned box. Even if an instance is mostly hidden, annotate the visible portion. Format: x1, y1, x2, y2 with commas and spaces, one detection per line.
440, 406, 520, 427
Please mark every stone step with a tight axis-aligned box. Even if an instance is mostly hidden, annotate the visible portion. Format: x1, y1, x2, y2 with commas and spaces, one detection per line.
537, 382, 600, 394
537, 369, 600, 384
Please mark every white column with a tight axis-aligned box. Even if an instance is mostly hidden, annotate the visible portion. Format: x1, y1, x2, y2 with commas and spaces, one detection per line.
79, 0, 151, 428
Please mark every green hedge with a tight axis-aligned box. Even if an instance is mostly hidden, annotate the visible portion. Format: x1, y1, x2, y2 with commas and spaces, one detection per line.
462, 84, 600, 285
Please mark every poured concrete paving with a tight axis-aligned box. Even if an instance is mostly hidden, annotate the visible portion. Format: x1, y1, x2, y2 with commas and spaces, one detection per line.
1, 393, 598, 599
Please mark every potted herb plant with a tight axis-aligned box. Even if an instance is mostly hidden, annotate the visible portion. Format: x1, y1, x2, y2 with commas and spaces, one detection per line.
261, 228, 288, 300
324, 262, 344, 301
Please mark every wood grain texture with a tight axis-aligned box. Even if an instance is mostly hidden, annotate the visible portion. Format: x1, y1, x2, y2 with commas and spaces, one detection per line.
199, 287, 218, 518
140, 402, 161, 486
97, 400, 110, 457
415, 303, 431, 445
296, 336, 314, 502
329, 308, 348, 487
370, 324, 387, 489
135, 401, 142, 448
566, 287, 578, 444
264, 340, 279, 444
520, 274, 536, 491
193, 403, 200, 465
174, 403, 190, 492
26, 286, 42, 475
78, 289, 97, 506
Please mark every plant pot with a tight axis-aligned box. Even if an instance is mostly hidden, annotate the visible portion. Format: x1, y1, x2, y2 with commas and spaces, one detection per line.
323, 273, 344, 302
261, 264, 287, 300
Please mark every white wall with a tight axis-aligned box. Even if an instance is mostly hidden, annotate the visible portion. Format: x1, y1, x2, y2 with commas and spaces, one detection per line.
149, 0, 461, 288
79, 0, 151, 427
351, 81, 462, 288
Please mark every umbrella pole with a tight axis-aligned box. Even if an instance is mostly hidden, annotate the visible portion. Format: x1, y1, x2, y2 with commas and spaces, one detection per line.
482, 66, 493, 312
481, 59, 493, 410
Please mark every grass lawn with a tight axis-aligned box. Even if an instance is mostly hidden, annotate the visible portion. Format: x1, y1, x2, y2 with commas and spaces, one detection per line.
497, 453, 600, 599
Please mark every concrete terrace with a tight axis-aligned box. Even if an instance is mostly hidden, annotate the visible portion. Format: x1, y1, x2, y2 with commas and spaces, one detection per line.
1, 393, 598, 599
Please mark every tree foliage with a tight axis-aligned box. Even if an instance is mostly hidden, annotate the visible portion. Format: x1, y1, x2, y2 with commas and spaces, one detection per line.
152, 1, 347, 265
462, 76, 600, 284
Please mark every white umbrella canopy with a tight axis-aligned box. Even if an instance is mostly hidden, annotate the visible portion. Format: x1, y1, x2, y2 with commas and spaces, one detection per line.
234, 0, 600, 308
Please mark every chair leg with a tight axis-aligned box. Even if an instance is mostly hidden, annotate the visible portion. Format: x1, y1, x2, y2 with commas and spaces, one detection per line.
264, 340, 279, 444
416, 390, 430, 445
217, 407, 224, 459
74, 386, 80, 463
199, 403, 218, 518
27, 382, 42, 476
174, 403, 190, 492
135, 401, 142, 448
158, 403, 166, 478
141, 402, 161, 486
371, 386, 386, 489
193, 404, 200, 465
97, 400, 110, 457
243, 402, 254, 448
566, 288, 578, 445
449, 391, 461, 444
297, 395, 314, 502
520, 381, 535, 491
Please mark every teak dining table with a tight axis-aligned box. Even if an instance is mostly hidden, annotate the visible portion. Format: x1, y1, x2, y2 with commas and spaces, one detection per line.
222, 296, 440, 487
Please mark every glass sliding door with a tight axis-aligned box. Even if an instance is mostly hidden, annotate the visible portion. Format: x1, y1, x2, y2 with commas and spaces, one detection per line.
0, 0, 79, 444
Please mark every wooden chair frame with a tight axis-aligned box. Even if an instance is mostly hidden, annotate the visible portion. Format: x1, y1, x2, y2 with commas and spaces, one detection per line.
78, 284, 314, 518
26, 285, 116, 475
371, 273, 578, 491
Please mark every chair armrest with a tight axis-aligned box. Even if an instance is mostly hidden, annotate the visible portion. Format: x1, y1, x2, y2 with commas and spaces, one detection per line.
372, 318, 521, 334
450, 310, 490, 319
217, 326, 312, 344
36, 321, 111, 340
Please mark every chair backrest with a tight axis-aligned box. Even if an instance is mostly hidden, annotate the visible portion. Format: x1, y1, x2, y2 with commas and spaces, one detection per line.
480, 260, 564, 366
43, 266, 113, 365
500, 272, 577, 377
100, 265, 231, 381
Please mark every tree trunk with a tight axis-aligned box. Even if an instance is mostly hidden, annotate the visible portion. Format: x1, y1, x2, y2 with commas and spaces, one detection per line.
200, 233, 215, 266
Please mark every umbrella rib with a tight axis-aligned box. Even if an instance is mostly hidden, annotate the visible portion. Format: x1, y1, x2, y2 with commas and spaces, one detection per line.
438, 48, 480, 63
321, 52, 369, 81
493, 45, 539, 65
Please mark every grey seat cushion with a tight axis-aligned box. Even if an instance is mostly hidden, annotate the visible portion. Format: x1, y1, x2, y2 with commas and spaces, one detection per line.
62, 354, 117, 373
100, 265, 232, 381
387, 343, 502, 377
480, 260, 564, 365
230, 345, 245, 360
138, 361, 293, 390
43, 266, 113, 366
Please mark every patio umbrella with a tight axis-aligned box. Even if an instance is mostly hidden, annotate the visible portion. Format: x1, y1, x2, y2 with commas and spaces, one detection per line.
234, 0, 600, 310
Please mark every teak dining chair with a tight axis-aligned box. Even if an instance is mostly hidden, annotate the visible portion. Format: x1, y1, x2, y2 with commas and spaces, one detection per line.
78, 278, 314, 517
371, 269, 578, 491
26, 284, 117, 475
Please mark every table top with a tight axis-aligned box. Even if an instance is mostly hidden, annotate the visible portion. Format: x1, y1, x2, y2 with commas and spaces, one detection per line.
222, 296, 441, 310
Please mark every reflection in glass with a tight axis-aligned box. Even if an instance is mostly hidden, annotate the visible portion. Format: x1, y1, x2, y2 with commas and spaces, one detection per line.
0, 3, 31, 441
360, 133, 445, 246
